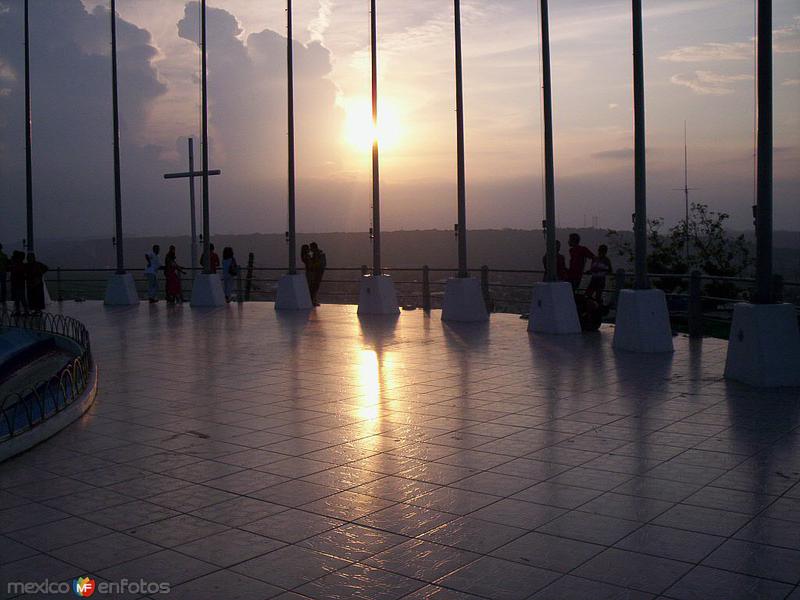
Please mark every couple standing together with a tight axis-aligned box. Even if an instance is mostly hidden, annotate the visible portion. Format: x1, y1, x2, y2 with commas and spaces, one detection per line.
301, 242, 326, 306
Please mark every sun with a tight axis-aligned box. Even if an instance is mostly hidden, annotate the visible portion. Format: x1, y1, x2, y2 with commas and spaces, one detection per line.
342, 97, 402, 151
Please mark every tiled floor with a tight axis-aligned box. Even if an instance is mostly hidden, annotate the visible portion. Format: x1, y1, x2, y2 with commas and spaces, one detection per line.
1, 301, 799, 600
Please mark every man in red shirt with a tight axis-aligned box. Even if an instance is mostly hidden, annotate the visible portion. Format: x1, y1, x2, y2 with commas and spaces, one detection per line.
567, 233, 594, 291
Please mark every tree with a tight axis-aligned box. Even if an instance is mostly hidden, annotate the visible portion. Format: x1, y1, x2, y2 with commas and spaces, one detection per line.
607, 203, 751, 298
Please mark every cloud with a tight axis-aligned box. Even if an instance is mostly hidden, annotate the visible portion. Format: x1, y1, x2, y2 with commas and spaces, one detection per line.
661, 17, 799, 63
774, 17, 800, 54
591, 148, 633, 160
670, 71, 752, 95
660, 41, 752, 63
782, 78, 800, 87
0, 0, 166, 238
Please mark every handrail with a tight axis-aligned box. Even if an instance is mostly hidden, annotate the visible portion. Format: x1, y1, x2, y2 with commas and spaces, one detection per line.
0, 311, 93, 440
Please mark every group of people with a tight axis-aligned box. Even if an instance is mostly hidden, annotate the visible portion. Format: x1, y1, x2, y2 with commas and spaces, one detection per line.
541, 233, 613, 331
542, 233, 612, 302
145, 243, 239, 304
0, 243, 49, 315
301, 242, 327, 306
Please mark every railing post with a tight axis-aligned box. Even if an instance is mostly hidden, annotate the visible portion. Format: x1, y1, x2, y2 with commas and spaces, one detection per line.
245, 252, 254, 301
772, 274, 784, 303
56, 267, 63, 302
422, 265, 431, 311
688, 270, 703, 338
236, 265, 243, 304
614, 269, 626, 307
361, 264, 368, 276
481, 265, 490, 312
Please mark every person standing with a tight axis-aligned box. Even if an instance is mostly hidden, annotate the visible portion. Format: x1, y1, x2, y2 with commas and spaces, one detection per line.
145, 244, 162, 303
221, 247, 238, 303
541, 240, 567, 282
309, 242, 326, 306
566, 233, 594, 291
24, 253, 48, 315
300, 244, 312, 294
0, 243, 8, 305
10, 251, 27, 315
164, 245, 186, 304
200, 243, 220, 274
586, 244, 612, 303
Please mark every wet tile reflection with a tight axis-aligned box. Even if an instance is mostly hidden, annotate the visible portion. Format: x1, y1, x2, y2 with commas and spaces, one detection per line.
1, 302, 798, 599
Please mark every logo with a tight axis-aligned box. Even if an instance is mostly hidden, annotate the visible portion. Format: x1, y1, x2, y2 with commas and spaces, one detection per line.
73, 577, 95, 597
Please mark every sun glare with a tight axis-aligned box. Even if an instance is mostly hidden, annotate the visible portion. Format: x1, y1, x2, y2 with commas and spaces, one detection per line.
343, 97, 402, 151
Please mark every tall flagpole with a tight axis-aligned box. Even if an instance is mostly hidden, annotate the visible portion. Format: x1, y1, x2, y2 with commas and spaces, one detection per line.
540, 0, 556, 282
24, 0, 33, 253
632, 0, 648, 290
200, 0, 211, 275
371, 0, 381, 276
110, 0, 125, 274
287, 0, 297, 275
754, 0, 773, 304
454, 0, 467, 278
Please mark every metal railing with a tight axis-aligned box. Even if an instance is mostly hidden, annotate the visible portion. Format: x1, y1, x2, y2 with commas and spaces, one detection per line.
45, 264, 800, 338
1, 311, 93, 440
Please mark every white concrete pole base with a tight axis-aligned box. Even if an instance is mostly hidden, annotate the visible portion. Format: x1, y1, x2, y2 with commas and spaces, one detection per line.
724, 302, 800, 387
190, 273, 226, 307
528, 281, 581, 334
103, 273, 140, 306
275, 273, 313, 310
442, 277, 489, 323
613, 288, 674, 353
357, 274, 400, 315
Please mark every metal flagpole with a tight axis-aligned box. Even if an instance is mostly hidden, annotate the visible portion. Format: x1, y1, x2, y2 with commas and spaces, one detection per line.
188, 138, 198, 269
684, 121, 690, 262
200, 0, 211, 275
24, 0, 33, 253
287, 0, 297, 275
754, 0, 773, 304
540, 0, 556, 282
632, 0, 648, 290
454, 0, 467, 279
110, 0, 124, 274
371, 0, 381, 276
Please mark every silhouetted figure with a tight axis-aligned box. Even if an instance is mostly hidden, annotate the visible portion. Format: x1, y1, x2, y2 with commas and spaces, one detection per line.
25, 253, 48, 314
586, 244, 612, 303
308, 242, 326, 306
567, 233, 594, 291
200, 243, 220, 274
145, 244, 162, 303
222, 247, 238, 302
575, 294, 603, 332
0, 244, 8, 305
164, 245, 186, 304
10, 251, 26, 315
301, 244, 313, 297
542, 240, 567, 281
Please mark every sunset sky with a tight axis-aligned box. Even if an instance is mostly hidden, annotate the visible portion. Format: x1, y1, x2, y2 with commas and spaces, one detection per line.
0, 0, 798, 242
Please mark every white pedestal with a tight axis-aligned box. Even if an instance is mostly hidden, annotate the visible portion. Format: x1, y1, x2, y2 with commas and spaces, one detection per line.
275, 273, 313, 310
528, 281, 581, 334
103, 273, 140, 306
190, 273, 225, 307
725, 303, 800, 387
613, 288, 674, 353
442, 277, 488, 323
357, 275, 400, 316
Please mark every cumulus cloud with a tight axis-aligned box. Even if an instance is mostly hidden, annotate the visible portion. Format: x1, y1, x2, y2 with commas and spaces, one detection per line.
670, 71, 752, 95
0, 0, 166, 239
